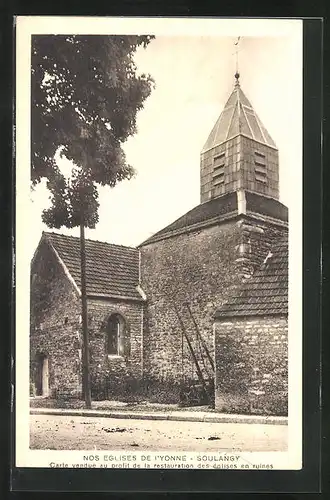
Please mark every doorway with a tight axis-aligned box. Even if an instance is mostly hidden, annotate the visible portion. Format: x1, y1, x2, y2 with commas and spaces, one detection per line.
36, 354, 49, 397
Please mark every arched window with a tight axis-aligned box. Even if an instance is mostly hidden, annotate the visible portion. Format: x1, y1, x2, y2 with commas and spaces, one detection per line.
106, 314, 126, 356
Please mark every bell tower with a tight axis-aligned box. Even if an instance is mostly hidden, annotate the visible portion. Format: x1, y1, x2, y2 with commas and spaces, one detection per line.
200, 72, 279, 204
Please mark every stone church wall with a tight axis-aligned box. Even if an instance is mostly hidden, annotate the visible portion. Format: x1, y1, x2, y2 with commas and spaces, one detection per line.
87, 298, 144, 400
139, 221, 243, 402
214, 316, 288, 415
30, 216, 287, 408
30, 240, 144, 400
30, 240, 82, 397
140, 216, 287, 404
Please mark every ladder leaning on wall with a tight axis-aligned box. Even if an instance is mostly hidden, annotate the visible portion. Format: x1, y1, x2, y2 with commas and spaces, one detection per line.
171, 301, 215, 407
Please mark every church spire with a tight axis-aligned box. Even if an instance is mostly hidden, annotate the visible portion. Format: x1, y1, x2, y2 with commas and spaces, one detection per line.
200, 54, 279, 204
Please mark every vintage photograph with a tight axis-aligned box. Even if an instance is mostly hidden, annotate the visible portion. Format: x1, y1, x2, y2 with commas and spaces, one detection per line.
15, 17, 302, 470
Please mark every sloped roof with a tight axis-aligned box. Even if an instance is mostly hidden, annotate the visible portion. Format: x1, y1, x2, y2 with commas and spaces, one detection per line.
42, 232, 143, 301
202, 78, 277, 153
140, 191, 287, 246
139, 192, 238, 245
215, 234, 288, 318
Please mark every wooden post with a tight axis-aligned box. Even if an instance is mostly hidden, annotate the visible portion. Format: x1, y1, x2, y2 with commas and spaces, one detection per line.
80, 219, 92, 409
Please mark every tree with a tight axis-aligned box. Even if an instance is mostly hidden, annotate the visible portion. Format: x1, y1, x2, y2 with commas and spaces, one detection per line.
31, 35, 155, 408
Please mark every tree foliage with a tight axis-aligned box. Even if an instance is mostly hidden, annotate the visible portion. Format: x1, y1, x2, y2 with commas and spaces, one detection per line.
31, 35, 155, 228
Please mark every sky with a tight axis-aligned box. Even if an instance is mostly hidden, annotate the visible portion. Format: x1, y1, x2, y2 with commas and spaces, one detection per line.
26, 24, 302, 259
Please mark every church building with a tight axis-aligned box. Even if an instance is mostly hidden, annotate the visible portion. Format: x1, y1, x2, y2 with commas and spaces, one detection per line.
30, 72, 288, 416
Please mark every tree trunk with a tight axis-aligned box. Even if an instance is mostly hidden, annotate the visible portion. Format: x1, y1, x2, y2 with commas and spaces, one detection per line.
80, 220, 92, 409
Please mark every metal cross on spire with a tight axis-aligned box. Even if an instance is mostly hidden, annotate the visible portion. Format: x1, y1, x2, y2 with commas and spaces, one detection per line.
233, 36, 241, 84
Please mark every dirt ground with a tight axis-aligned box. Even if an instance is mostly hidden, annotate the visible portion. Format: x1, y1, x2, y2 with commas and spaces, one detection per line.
30, 414, 287, 452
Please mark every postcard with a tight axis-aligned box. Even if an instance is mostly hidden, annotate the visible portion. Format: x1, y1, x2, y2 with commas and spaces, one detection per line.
15, 16, 302, 472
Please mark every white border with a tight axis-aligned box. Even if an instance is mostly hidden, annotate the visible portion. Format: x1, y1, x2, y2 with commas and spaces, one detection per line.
15, 16, 302, 470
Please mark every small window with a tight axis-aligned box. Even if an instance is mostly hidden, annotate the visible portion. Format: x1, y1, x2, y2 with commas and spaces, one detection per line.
106, 314, 125, 356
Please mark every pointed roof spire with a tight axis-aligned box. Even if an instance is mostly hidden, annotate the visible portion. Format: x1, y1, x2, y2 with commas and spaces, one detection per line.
202, 76, 277, 153
202, 36, 277, 153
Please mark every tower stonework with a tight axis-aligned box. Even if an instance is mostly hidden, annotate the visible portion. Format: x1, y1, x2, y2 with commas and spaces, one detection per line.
200, 75, 279, 203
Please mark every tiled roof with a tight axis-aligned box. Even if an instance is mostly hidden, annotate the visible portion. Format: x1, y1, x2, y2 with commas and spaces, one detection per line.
202, 78, 277, 153
140, 191, 287, 246
43, 232, 143, 301
215, 234, 288, 318
140, 192, 238, 245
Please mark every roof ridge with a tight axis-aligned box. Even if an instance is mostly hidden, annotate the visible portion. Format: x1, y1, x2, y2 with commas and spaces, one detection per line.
43, 231, 138, 251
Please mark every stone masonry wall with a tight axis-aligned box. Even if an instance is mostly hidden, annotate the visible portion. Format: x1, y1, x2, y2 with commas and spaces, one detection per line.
86, 298, 144, 400
30, 240, 82, 397
30, 240, 144, 400
214, 316, 288, 415
140, 221, 243, 401
140, 216, 287, 404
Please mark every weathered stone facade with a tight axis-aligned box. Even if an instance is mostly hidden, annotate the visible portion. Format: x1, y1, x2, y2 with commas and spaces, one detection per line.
140, 221, 242, 398
30, 239, 82, 397
139, 213, 287, 404
214, 316, 288, 415
30, 238, 144, 399
87, 298, 143, 399
30, 209, 287, 410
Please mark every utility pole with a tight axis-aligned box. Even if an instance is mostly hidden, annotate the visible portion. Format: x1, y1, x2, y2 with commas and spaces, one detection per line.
80, 216, 92, 409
